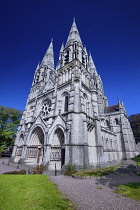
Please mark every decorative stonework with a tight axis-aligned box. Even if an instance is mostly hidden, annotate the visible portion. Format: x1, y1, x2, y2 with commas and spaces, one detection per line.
42, 99, 52, 117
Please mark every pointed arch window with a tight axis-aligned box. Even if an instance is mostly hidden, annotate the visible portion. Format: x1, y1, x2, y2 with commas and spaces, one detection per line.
65, 96, 69, 112
115, 118, 119, 125
82, 51, 85, 67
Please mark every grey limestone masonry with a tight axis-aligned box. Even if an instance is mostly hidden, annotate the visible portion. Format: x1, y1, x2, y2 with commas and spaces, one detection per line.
11, 20, 139, 171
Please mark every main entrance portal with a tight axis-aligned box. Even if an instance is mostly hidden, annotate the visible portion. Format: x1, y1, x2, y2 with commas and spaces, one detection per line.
25, 126, 44, 164
50, 128, 65, 170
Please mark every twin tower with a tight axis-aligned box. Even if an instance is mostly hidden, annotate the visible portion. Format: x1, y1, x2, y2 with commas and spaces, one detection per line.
11, 20, 138, 170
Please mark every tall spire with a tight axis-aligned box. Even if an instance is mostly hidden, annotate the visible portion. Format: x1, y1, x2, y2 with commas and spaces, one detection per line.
65, 19, 83, 47
41, 39, 54, 70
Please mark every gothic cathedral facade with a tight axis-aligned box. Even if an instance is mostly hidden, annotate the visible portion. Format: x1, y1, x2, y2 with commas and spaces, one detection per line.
11, 20, 138, 170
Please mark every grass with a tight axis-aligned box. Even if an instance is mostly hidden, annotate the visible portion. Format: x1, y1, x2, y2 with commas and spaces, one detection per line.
74, 165, 120, 177
115, 183, 140, 201
96, 187, 103, 190
0, 175, 73, 210
132, 154, 140, 166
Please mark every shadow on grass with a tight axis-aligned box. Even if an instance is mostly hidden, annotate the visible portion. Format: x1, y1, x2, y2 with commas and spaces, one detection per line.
125, 183, 140, 189
94, 173, 140, 189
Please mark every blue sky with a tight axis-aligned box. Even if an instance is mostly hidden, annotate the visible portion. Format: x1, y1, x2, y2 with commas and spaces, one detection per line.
0, 0, 140, 116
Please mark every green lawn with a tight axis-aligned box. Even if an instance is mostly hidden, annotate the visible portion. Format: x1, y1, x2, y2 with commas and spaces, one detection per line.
0, 175, 73, 210
115, 183, 140, 201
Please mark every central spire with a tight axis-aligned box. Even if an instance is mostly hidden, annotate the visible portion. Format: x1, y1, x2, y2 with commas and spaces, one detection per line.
65, 19, 83, 47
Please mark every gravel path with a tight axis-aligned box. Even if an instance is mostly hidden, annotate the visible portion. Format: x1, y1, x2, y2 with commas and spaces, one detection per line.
50, 175, 140, 210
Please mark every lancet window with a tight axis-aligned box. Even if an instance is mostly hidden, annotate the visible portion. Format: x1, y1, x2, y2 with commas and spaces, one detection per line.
115, 118, 119, 125
65, 96, 69, 112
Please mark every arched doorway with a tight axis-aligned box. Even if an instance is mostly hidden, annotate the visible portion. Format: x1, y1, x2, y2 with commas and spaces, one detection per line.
50, 128, 65, 170
26, 126, 44, 164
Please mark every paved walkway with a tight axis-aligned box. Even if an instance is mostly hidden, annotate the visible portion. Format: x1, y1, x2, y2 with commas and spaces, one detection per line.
0, 158, 33, 174
50, 175, 140, 210
0, 158, 21, 174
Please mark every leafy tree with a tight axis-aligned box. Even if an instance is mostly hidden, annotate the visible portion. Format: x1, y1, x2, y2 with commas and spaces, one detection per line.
0, 106, 22, 155
129, 114, 140, 144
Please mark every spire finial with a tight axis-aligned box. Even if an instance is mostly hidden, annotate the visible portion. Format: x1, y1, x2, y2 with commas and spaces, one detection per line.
117, 98, 121, 103
73, 17, 75, 22
51, 37, 53, 42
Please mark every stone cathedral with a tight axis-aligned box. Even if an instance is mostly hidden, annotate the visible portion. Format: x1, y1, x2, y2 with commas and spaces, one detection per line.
11, 20, 138, 170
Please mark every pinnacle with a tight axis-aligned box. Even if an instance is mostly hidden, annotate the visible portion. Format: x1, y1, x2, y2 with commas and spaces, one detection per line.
59, 42, 64, 53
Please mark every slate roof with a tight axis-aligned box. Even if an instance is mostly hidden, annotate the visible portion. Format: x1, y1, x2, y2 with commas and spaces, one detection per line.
104, 104, 119, 113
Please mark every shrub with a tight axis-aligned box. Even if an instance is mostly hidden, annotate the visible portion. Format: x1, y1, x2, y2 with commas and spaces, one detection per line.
74, 165, 120, 177
64, 165, 77, 176
3, 169, 26, 175
29, 164, 46, 175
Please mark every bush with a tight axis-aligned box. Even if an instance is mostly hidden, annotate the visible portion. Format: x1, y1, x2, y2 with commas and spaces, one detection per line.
3, 169, 26, 175
64, 165, 77, 176
29, 165, 46, 175
74, 165, 120, 177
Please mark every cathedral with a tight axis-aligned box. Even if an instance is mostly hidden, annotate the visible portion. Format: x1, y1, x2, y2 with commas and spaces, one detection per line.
11, 20, 138, 170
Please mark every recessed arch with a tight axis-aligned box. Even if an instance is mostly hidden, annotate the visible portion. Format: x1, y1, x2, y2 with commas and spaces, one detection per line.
29, 126, 44, 145
25, 126, 45, 164
50, 127, 65, 169
54, 128, 65, 145
62, 91, 70, 97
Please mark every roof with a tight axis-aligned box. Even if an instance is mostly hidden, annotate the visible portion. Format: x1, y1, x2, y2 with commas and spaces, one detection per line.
104, 104, 119, 113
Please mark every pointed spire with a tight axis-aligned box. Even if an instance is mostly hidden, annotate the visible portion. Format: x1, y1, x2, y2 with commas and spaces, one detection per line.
65, 19, 83, 47
41, 40, 54, 70
60, 42, 64, 53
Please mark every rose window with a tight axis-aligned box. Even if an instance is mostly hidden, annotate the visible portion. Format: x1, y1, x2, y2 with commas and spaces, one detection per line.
42, 100, 52, 117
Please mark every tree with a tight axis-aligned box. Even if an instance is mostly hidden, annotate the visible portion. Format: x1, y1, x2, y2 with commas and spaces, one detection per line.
0, 106, 22, 155
129, 114, 140, 144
